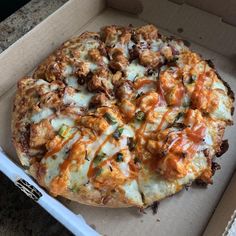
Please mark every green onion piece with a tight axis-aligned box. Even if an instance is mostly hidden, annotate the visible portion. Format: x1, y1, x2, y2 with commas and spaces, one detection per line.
116, 153, 123, 162
127, 137, 136, 151
135, 111, 145, 121
58, 124, 71, 138
113, 127, 124, 140
104, 112, 117, 124
93, 152, 106, 165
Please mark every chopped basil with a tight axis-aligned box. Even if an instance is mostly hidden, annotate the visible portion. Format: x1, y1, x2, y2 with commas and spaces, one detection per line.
113, 127, 124, 140
104, 112, 117, 124
116, 153, 123, 162
135, 111, 145, 121
58, 124, 71, 138
93, 152, 106, 165
127, 137, 136, 151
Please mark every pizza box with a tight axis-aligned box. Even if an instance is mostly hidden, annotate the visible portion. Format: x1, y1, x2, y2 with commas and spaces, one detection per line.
0, 0, 236, 235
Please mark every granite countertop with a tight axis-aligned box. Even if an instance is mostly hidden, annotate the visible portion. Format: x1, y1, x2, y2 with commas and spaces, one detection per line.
0, 0, 73, 235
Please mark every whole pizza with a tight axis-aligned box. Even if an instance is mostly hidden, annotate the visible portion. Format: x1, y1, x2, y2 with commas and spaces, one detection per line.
12, 25, 234, 207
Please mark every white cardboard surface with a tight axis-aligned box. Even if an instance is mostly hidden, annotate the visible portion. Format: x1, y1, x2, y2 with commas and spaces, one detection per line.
0, 0, 235, 235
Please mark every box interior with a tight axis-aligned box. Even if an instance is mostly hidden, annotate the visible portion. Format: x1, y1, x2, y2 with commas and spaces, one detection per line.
0, 0, 235, 235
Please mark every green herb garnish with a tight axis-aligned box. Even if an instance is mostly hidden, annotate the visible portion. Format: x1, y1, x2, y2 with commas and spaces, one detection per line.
93, 152, 106, 165
113, 127, 124, 140
135, 111, 145, 121
58, 124, 71, 138
104, 112, 117, 124
116, 153, 123, 162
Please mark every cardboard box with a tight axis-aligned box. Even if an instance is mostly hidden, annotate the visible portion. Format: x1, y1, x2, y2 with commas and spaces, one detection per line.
0, 0, 235, 235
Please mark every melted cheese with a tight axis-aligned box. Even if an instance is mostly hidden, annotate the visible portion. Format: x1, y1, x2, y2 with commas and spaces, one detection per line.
210, 92, 232, 120
69, 160, 90, 188
51, 117, 75, 131
122, 125, 135, 137
121, 180, 142, 205
63, 90, 93, 107
43, 132, 81, 185
126, 60, 146, 81
63, 65, 73, 76
212, 80, 227, 92
65, 76, 79, 89
31, 108, 54, 123
35, 79, 49, 86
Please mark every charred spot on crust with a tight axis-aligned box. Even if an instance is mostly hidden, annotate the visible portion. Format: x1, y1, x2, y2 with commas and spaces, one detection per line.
211, 162, 221, 176
195, 179, 208, 188
206, 59, 215, 69
20, 123, 30, 153
150, 201, 159, 215
216, 140, 229, 157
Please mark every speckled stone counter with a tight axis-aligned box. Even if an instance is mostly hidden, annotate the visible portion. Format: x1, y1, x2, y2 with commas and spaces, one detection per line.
0, 0, 73, 235
0, 0, 68, 53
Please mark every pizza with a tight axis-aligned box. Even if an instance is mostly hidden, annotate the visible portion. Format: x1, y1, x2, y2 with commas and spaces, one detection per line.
12, 25, 234, 207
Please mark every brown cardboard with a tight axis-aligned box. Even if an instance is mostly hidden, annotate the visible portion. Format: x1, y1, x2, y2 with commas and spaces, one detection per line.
108, 0, 236, 57
0, 0, 235, 235
203, 173, 236, 235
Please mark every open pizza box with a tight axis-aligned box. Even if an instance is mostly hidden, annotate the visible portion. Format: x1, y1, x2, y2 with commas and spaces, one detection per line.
0, 0, 236, 235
